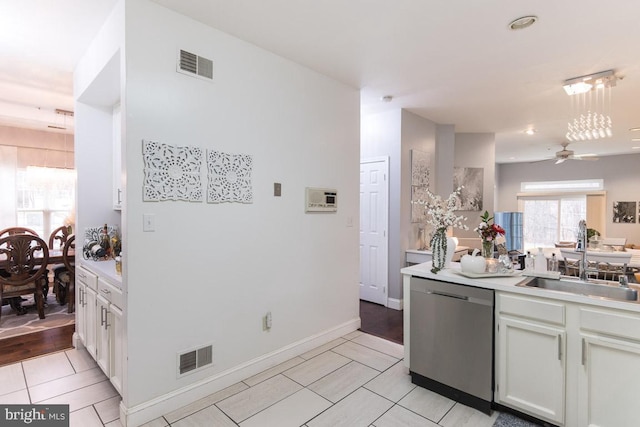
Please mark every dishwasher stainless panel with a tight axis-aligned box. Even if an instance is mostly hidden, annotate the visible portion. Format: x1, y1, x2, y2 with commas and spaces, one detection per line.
410, 277, 494, 414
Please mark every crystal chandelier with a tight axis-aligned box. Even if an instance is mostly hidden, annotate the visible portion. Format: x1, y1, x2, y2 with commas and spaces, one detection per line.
564, 70, 616, 141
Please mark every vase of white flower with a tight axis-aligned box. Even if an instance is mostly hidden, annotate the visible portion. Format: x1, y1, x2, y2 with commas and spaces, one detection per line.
412, 187, 469, 273
430, 229, 457, 271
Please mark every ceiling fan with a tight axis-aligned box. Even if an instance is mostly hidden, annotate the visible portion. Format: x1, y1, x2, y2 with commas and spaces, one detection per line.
540, 142, 600, 164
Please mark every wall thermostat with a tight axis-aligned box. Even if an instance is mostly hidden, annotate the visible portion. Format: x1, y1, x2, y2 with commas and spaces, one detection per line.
305, 187, 337, 212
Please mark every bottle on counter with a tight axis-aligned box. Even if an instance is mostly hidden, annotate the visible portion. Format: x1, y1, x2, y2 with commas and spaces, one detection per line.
524, 251, 534, 272
535, 247, 548, 273
100, 223, 111, 258
115, 253, 122, 275
548, 253, 559, 272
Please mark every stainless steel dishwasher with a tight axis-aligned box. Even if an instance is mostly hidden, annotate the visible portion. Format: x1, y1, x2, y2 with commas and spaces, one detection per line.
410, 276, 494, 414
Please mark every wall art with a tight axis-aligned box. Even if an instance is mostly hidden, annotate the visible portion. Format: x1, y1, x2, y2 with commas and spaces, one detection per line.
612, 201, 637, 223
142, 140, 203, 202
411, 185, 430, 223
453, 167, 483, 211
411, 149, 430, 187
207, 150, 253, 203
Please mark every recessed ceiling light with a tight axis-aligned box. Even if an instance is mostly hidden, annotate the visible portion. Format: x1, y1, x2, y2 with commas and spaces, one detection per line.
508, 16, 538, 31
632, 146, 640, 149
525, 129, 536, 135
630, 127, 640, 132
632, 138, 640, 142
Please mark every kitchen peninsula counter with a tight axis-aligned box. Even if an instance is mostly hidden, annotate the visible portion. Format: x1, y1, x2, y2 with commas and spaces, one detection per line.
402, 261, 640, 313
402, 262, 640, 427
401, 261, 640, 367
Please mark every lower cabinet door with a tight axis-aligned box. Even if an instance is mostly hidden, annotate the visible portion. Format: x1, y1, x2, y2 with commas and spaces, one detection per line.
497, 316, 565, 425
579, 333, 640, 427
96, 294, 110, 376
84, 286, 98, 360
110, 304, 123, 394
76, 283, 87, 347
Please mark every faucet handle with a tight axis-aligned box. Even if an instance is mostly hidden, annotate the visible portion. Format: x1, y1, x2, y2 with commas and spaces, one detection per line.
619, 275, 629, 288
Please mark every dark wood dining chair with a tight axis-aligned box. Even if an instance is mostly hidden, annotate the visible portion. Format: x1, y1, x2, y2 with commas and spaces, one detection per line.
50, 225, 72, 303
0, 227, 39, 238
57, 234, 75, 313
49, 225, 72, 250
0, 234, 49, 322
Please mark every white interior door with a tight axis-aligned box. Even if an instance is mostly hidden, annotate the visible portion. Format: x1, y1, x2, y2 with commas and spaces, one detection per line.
359, 157, 389, 305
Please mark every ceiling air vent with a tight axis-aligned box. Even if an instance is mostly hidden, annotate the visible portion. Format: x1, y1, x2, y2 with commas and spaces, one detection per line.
177, 344, 213, 377
177, 49, 214, 81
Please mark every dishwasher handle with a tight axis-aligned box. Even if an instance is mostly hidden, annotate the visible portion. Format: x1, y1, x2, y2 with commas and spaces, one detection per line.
427, 290, 468, 301
425, 289, 493, 306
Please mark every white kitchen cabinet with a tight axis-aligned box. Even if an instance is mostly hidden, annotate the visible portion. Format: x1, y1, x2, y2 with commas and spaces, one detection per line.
578, 307, 640, 427
96, 277, 124, 393
76, 262, 124, 396
578, 334, 640, 427
110, 303, 124, 394
76, 266, 98, 359
112, 103, 123, 210
496, 293, 566, 425
96, 292, 110, 375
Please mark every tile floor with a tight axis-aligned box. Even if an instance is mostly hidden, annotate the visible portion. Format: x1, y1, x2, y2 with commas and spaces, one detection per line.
0, 331, 502, 427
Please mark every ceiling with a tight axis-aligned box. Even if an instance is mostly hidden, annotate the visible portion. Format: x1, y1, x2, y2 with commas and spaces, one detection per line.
3, 0, 640, 163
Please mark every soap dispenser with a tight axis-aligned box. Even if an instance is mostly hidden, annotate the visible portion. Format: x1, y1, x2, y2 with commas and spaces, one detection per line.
524, 251, 534, 272
534, 248, 547, 273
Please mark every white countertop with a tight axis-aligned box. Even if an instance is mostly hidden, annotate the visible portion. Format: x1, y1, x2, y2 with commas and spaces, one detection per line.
401, 261, 640, 313
80, 259, 122, 288
406, 246, 469, 255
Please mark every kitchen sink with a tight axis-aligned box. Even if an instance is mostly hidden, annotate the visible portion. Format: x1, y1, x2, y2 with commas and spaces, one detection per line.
518, 276, 639, 302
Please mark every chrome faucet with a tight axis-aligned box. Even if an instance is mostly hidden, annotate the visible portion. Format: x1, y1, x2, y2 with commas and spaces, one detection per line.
576, 220, 589, 281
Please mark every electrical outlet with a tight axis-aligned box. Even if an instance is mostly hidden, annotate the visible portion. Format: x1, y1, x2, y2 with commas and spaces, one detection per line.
274, 183, 281, 197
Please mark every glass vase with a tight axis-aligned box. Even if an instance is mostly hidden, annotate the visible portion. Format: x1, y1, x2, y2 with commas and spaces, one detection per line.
482, 239, 494, 259
430, 228, 455, 273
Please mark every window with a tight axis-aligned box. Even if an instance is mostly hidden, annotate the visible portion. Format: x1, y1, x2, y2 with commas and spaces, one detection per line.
520, 195, 586, 251
16, 167, 75, 238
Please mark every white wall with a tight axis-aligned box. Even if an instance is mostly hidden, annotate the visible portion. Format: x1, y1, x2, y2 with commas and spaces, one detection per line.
121, 0, 360, 412
74, 1, 123, 247
399, 111, 436, 298
454, 133, 495, 240
497, 153, 640, 245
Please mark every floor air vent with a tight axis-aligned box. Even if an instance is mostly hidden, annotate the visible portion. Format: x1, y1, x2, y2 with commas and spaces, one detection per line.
177, 49, 213, 81
178, 344, 213, 376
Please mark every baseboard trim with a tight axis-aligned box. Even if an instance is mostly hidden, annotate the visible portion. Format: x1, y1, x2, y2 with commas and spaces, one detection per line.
387, 298, 403, 310
120, 317, 361, 427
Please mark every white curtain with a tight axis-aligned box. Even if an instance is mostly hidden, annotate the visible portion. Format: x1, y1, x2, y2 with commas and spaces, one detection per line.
0, 145, 17, 228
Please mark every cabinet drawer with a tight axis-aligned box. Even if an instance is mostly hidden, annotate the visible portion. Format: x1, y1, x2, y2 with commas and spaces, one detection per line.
406, 251, 431, 264
98, 278, 123, 309
498, 293, 565, 326
76, 266, 98, 291
580, 307, 640, 342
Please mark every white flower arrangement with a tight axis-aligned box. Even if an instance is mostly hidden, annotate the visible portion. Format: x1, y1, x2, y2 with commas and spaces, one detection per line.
412, 187, 469, 232
412, 187, 469, 273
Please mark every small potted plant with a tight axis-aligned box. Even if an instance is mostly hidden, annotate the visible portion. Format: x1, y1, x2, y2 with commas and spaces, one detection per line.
475, 211, 505, 259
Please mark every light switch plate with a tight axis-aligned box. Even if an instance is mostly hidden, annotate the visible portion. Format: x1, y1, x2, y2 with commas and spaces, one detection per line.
143, 214, 155, 232
274, 183, 281, 197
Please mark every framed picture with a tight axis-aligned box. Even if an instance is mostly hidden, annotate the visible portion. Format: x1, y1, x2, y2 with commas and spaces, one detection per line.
453, 167, 483, 211
613, 201, 637, 223
411, 150, 430, 187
